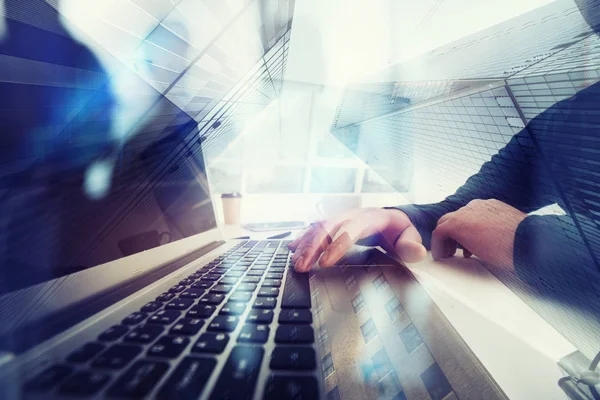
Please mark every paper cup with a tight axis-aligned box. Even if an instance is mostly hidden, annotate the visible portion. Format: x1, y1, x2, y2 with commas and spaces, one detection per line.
221, 192, 242, 225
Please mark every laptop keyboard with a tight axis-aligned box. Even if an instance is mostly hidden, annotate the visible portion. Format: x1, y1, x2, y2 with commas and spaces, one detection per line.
22, 240, 319, 399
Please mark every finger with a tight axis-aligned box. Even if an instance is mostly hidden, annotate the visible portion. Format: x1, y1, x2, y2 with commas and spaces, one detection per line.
295, 222, 337, 272
288, 225, 316, 251
320, 218, 367, 267
394, 225, 427, 263
288, 236, 303, 251
431, 221, 459, 260
291, 225, 320, 261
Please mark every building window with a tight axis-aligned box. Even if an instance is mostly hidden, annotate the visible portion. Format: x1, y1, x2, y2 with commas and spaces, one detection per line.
322, 352, 335, 377
399, 323, 424, 353
420, 363, 453, 400
344, 274, 357, 291
352, 293, 366, 313
378, 372, 405, 400
371, 348, 393, 379
385, 297, 404, 321
360, 318, 378, 343
327, 386, 341, 400
318, 325, 329, 344
373, 273, 390, 292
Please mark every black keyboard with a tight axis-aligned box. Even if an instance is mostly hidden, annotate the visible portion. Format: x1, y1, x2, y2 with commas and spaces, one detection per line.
22, 240, 320, 399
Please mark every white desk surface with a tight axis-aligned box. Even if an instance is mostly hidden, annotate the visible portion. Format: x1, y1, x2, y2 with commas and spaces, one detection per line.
218, 223, 574, 400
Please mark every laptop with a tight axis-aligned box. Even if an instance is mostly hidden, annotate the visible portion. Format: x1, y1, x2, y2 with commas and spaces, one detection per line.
0, 235, 507, 400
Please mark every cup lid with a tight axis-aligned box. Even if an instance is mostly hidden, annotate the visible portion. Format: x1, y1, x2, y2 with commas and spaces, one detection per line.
221, 192, 242, 198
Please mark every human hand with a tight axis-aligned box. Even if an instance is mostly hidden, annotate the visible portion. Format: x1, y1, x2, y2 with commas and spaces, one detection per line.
288, 208, 427, 272
431, 199, 527, 268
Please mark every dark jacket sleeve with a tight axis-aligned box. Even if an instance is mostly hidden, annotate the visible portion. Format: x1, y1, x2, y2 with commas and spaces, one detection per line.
391, 125, 554, 249
513, 214, 598, 302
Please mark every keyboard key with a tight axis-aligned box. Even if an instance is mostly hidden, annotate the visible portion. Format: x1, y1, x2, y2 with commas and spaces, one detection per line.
264, 376, 319, 400
210, 284, 233, 294
266, 273, 284, 280
242, 276, 261, 284
209, 346, 264, 400
58, 371, 110, 396
179, 289, 204, 299
170, 318, 204, 335
169, 285, 187, 293
192, 333, 229, 354
191, 281, 213, 290
271, 262, 287, 268
246, 309, 274, 324
122, 312, 147, 325
225, 271, 244, 278
156, 292, 176, 302
275, 326, 315, 344
148, 310, 181, 325
238, 324, 269, 343
187, 304, 216, 319
67, 342, 105, 363
202, 274, 221, 281
208, 315, 239, 332
141, 301, 162, 313
91, 344, 141, 369
262, 279, 281, 287
246, 270, 264, 277
148, 336, 190, 358
281, 269, 311, 309
237, 283, 257, 292
124, 325, 164, 344
219, 277, 239, 285
257, 287, 279, 297
179, 278, 195, 286
157, 357, 216, 400
98, 325, 129, 342
229, 291, 252, 302
253, 297, 277, 309
23, 365, 72, 392
107, 360, 168, 398
278, 309, 313, 324
219, 302, 247, 316
199, 293, 226, 305
165, 298, 194, 310
270, 347, 316, 370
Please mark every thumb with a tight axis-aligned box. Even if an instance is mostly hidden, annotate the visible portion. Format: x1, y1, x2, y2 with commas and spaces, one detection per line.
394, 224, 427, 263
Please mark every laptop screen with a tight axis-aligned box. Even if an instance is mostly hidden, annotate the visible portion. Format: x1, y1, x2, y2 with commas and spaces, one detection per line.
0, 0, 294, 294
